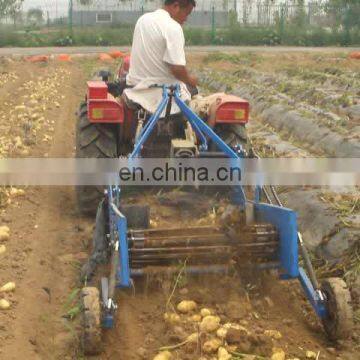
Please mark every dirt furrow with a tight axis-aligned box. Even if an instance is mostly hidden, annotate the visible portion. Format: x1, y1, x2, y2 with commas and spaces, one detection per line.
0, 59, 89, 360
199, 70, 360, 157
247, 120, 359, 257
248, 121, 311, 158
198, 52, 360, 139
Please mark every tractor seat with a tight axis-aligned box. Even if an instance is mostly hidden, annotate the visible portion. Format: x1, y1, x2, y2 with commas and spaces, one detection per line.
121, 92, 144, 112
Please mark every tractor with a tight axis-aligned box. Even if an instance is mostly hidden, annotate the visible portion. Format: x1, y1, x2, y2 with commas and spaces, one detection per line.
76, 56, 249, 215
76, 56, 354, 355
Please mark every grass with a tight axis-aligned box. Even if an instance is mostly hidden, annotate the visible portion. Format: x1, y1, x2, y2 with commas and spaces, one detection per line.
313, 239, 360, 283
62, 287, 82, 321
216, 24, 360, 46
0, 187, 8, 208
203, 51, 262, 65
166, 259, 188, 311
230, 351, 267, 359
78, 58, 99, 78
320, 192, 359, 217
0, 24, 359, 47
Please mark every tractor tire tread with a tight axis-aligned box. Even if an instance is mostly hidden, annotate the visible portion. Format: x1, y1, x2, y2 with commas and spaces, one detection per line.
75, 103, 117, 216
96, 134, 118, 158
321, 277, 353, 341
78, 124, 100, 148
81, 287, 102, 355
78, 111, 91, 130
216, 124, 249, 152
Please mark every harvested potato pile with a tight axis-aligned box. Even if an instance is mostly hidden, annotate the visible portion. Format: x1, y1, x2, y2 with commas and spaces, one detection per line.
133, 270, 326, 360
0, 67, 70, 157
158, 291, 276, 359
0, 71, 18, 87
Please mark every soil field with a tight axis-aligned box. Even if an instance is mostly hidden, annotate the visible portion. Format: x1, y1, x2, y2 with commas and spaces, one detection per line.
0, 52, 359, 360
0, 46, 359, 57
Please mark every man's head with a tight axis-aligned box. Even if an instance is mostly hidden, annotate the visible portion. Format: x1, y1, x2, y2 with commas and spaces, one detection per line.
164, 0, 196, 25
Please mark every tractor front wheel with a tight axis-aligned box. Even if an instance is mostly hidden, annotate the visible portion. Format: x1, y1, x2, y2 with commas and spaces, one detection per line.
321, 277, 353, 341
81, 287, 102, 355
76, 102, 118, 216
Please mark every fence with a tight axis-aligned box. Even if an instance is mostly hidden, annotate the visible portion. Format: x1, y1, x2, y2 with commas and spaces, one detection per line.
71, 0, 229, 28
0, 1, 358, 28
237, 2, 359, 28
73, 0, 231, 12
0, 1, 359, 46
68, 1, 360, 29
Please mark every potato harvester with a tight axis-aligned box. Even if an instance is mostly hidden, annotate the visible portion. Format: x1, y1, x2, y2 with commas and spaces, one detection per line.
78, 73, 353, 355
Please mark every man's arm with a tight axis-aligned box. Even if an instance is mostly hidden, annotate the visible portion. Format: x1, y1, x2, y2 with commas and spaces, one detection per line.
169, 64, 198, 88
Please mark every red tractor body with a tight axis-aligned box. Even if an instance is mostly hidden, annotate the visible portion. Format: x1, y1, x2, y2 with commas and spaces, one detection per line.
87, 55, 249, 127
86, 82, 250, 126
212, 94, 249, 125
87, 81, 125, 124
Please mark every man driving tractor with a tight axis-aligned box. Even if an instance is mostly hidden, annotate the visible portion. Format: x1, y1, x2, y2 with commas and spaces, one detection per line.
124, 0, 198, 115
77, 0, 250, 212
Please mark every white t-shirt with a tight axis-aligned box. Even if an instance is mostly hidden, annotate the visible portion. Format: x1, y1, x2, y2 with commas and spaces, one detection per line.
125, 9, 190, 115
127, 8, 186, 86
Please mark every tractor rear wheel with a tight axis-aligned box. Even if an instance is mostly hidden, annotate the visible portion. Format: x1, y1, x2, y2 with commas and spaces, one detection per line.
214, 124, 249, 155
76, 102, 118, 216
81, 287, 102, 355
321, 277, 353, 341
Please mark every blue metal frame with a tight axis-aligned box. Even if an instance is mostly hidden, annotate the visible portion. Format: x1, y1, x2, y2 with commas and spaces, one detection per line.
129, 85, 241, 158
116, 211, 130, 288
298, 267, 327, 318
255, 203, 298, 278
129, 85, 246, 207
102, 187, 131, 328
254, 202, 327, 318
130, 87, 169, 159
107, 186, 131, 288
173, 87, 239, 159
100, 85, 328, 329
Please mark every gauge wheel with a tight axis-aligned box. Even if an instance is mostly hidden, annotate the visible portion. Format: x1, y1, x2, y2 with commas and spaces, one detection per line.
321, 277, 353, 341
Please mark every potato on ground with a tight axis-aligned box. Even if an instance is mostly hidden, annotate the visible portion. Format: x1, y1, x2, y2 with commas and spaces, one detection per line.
0, 226, 10, 241
200, 315, 221, 333
153, 350, 172, 360
177, 300, 197, 313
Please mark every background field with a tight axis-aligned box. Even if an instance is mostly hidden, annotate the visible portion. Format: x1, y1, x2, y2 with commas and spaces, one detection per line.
0, 0, 359, 47
0, 49, 358, 359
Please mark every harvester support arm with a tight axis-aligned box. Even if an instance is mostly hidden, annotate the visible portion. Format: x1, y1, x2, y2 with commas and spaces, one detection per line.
173, 86, 247, 208
129, 87, 169, 159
